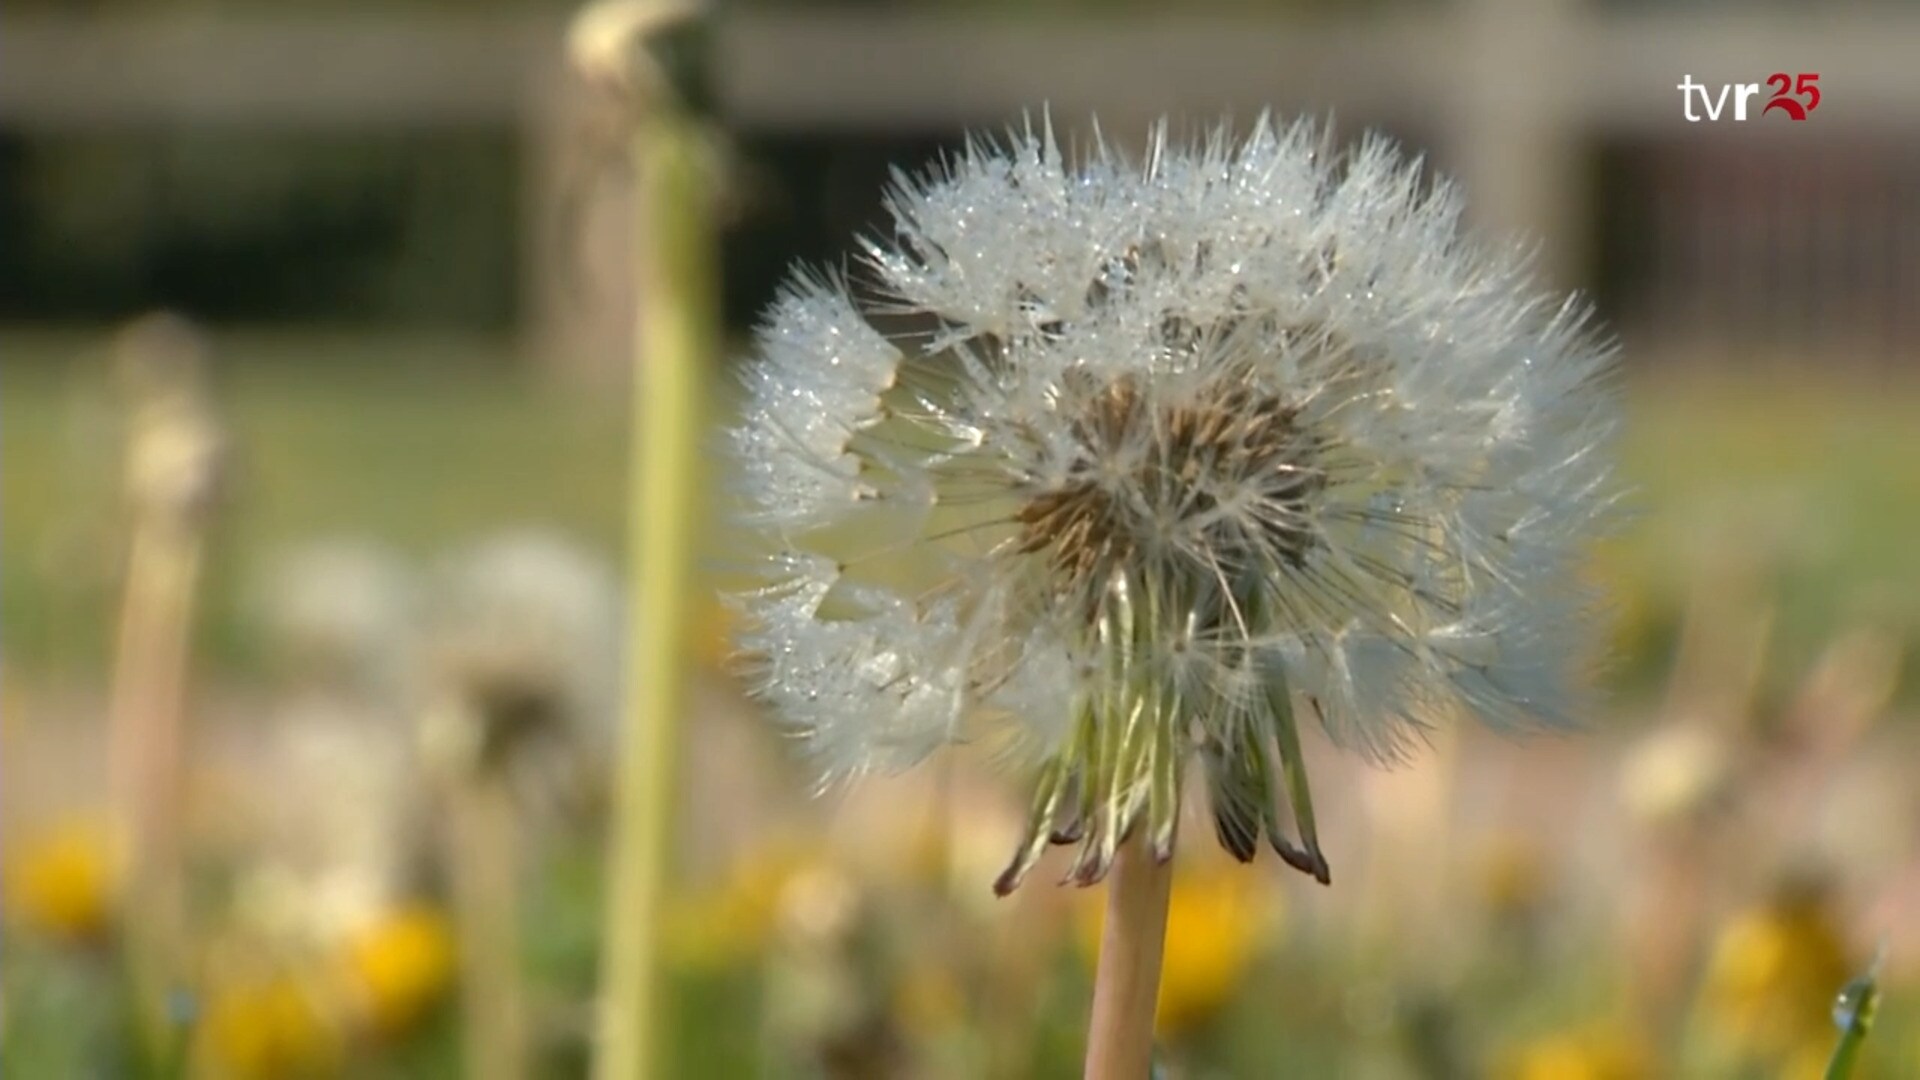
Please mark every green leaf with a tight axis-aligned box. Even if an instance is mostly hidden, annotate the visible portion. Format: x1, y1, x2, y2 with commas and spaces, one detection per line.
1823, 946, 1885, 1080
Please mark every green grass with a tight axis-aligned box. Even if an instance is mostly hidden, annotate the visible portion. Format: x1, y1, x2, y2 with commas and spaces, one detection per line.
4, 326, 1917, 1078
3, 328, 628, 674
1615, 369, 1920, 703
4, 328, 1917, 701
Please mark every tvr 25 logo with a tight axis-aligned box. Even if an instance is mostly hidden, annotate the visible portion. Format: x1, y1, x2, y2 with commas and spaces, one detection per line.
1677, 73, 1821, 122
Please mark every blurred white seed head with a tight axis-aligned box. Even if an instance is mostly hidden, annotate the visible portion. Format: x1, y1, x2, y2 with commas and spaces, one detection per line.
1620, 722, 1735, 827
231, 695, 425, 944
115, 312, 226, 525
418, 531, 622, 787
729, 115, 1619, 889
250, 539, 419, 694
567, 0, 703, 104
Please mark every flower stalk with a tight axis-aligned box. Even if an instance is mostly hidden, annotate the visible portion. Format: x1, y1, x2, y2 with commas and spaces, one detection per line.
419, 534, 619, 1079
576, 3, 716, 1075
446, 762, 528, 1080
105, 314, 224, 1067
724, 113, 1618, 1071
1083, 833, 1173, 1080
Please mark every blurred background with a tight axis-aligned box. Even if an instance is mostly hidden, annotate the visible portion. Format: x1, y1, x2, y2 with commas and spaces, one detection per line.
3, 0, 1918, 1077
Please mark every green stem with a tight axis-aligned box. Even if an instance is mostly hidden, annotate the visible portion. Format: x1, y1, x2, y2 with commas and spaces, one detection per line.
1823, 965, 1881, 1080
593, 107, 715, 1080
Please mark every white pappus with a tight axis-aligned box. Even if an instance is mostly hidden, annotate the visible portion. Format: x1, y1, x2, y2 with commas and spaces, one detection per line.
727, 114, 1620, 894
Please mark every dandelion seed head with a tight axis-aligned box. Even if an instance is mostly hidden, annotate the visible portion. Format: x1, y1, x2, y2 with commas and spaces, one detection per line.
729, 114, 1619, 888
250, 539, 417, 694
420, 531, 622, 787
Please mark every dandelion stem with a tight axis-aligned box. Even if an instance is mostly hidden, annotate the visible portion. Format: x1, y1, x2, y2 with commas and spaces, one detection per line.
448, 769, 527, 1080
106, 322, 222, 1066
593, 105, 715, 1080
1083, 831, 1171, 1080
111, 520, 202, 1064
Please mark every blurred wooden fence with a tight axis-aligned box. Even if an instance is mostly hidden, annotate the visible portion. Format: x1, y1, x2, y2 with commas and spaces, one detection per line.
3, 1, 1917, 375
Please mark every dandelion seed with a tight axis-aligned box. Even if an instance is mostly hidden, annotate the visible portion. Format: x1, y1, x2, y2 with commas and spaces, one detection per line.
728, 115, 1619, 892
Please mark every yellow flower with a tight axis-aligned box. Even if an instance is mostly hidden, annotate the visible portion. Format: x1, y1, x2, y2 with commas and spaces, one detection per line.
1477, 831, 1549, 920
1078, 858, 1281, 1036
666, 844, 840, 970
2, 817, 119, 944
894, 961, 967, 1037
340, 906, 456, 1038
197, 971, 342, 1079
1699, 885, 1851, 1062
1501, 1022, 1651, 1080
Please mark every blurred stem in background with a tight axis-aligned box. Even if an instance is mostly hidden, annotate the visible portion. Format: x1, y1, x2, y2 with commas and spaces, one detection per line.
417, 535, 623, 1079
445, 761, 529, 1080
104, 314, 225, 1070
569, 3, 716, 1077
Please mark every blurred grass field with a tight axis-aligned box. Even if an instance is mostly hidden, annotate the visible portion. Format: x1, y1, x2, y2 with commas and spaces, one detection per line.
5, 328, 1915, 704
5, 328, 1919, 1077
2, 330, 628, 675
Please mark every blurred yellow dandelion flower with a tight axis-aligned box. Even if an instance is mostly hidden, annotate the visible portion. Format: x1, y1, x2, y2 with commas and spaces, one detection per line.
198, 971, 343, 1079
1700, 884, 1851, 1061
666, 845, 844, 970
1157, 866, 1275, 1034
1477, 831, 1549, 920
1078, 859, 1280, 1035
2, 817, 120, 944
893, 962, 967, 1037
1501, 1021, 1651, 1080
340, 906, 456, 1038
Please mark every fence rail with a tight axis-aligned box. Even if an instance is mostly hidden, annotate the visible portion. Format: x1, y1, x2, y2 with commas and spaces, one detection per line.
4, 5, 1915, 367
